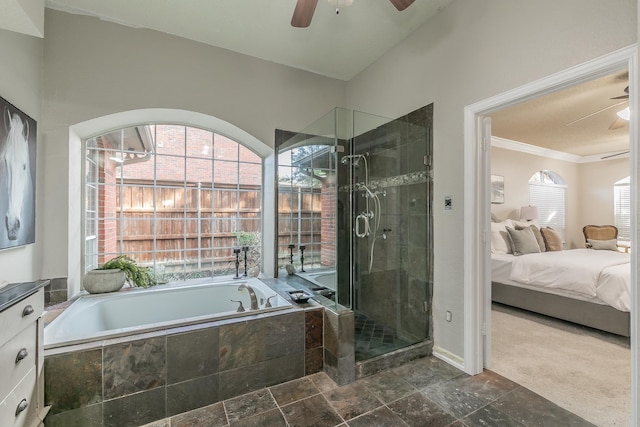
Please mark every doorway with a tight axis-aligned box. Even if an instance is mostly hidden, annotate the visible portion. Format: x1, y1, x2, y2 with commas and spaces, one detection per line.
463, 45, 638, 425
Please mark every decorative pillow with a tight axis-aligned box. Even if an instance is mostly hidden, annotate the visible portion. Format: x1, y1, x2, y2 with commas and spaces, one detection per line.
512, 219, 540, 229
505, 226, 541, 256
515, 224, 546, 252
491, 219, 513, 254
540, 227, 563, 251
587, 239, 618, 251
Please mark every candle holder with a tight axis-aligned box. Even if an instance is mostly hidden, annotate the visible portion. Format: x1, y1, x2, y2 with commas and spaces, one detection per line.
299, 245, 306, 272
242, 246, 249, 277
233, 248, 241, 279
288, 244, 295, 264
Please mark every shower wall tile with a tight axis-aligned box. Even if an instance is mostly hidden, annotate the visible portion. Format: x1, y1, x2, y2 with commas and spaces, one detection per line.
44, 349, 103, 414
167, 327, 219, 384
408, 214, 428, 249
166, 373, 220, 416
103, 337, 166, 399
219, 319, 265, 370
103, 387, 166, 427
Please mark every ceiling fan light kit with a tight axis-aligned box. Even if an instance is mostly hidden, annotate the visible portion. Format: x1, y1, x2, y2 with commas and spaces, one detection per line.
617, 106, 630, 121
292, 0, 415, 27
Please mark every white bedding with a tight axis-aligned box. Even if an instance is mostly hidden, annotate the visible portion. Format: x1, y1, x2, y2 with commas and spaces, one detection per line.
492, 249, 630, 312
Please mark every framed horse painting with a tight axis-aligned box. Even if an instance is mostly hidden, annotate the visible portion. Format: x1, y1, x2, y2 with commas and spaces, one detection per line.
0, 96, 36, 250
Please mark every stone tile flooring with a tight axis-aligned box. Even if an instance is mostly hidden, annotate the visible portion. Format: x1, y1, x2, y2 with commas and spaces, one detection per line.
354, 312, 415, 362
142, 356, 594, 427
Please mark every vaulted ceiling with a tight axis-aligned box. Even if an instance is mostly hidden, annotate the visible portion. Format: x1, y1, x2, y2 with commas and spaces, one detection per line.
2, 0, 631, 158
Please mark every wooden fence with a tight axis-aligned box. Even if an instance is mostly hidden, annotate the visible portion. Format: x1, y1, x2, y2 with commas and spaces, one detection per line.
111, 182, 324, 273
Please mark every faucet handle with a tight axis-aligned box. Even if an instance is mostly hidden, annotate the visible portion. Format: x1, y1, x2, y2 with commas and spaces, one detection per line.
230, 299, 245, 312
265, 295, 277, 308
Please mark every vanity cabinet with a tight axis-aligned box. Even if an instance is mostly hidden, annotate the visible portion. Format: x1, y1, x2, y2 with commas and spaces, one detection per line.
0, 282, 49, 427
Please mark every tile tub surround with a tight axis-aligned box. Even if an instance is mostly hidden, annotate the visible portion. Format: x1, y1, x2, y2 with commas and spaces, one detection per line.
44, 309, 312, 427
140, 356, 594, 427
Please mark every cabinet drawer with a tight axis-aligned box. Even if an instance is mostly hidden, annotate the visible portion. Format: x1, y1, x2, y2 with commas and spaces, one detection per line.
0, 322, 37, 398
0, 368, 37, 427
0, 291, 43, 348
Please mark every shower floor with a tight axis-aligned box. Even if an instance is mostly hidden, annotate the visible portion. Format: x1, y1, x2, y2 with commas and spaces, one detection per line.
354, 311, 415, 361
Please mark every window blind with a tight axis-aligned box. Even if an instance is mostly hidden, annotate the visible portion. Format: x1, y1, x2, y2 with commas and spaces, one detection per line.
614, 182, 631, 241
529, 182, 566, 236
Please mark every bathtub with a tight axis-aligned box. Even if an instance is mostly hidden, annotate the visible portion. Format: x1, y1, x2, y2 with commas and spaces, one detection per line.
44, 278, 292, 349
297, 270, 336, 290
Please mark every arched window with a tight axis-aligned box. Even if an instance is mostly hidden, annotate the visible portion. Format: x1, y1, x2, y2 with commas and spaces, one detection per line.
528, 170, 566, 237
614, 176, 631, 242
84, 124, 263, 282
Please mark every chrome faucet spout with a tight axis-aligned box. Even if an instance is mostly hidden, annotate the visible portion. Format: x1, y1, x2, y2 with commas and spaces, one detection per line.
238, 284, 259, 310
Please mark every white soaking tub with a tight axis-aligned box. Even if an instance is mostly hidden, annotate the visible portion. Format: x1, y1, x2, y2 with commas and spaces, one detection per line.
44, 278, 291, 349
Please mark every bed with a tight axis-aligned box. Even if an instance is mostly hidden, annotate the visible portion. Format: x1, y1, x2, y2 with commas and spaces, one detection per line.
491, 220, 631, 337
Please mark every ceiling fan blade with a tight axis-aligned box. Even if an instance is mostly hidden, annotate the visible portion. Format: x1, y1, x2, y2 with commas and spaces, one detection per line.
609, 117, 628, 130
564, 100, 626, 127
291, 0, 318, 28
601, 151, 630, 159
611, 86, 629, 100
389, 0, 415, 11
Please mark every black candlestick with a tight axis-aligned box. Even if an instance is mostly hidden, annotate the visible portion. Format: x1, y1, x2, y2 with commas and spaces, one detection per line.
233, 248, 241, 279
242, 246, 249, 277
288, 244, 295, 264
299, 245, 306, 272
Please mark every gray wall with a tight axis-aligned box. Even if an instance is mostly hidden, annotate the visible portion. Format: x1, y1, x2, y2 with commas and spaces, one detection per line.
0, 29, 43, 282
345, 0, 637, 360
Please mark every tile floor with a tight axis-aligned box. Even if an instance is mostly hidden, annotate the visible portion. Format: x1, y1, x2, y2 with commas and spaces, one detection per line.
143, 356, 594, 427
354, 312, 415, 362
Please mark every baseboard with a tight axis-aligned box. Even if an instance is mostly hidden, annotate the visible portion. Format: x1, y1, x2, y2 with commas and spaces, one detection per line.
432, 345, 465, 371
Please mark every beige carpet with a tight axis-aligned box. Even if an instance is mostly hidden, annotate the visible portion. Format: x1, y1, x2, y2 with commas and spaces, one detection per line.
491, 303, 631, 427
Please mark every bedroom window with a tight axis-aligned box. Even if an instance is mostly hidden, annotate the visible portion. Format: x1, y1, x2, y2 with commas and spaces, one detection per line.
614, 176, 631, 242
83, 124, 263, 283
528, 170, 566, 236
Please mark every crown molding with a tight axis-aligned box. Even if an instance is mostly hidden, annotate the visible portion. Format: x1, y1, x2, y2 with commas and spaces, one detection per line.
491, 136, 629, 163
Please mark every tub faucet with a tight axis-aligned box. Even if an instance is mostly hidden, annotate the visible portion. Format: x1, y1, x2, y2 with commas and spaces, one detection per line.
238, 284, 259, 310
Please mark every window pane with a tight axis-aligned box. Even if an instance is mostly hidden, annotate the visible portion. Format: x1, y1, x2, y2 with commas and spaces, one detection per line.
186, 127, 213, 159
214, 160, 238, 185
84, 124, 262, 283
239, 144, 260, 164
155, 125, 185, 156
214, 134, 239, 161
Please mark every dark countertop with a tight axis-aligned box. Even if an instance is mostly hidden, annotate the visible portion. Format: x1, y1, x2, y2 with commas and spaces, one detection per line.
0, 280, 49, 313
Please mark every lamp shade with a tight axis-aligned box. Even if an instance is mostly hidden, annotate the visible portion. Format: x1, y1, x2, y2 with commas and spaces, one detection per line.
520, 206, 539, 221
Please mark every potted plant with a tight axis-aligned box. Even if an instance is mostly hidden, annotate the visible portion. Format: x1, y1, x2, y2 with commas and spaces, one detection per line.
83, 255, 157, 294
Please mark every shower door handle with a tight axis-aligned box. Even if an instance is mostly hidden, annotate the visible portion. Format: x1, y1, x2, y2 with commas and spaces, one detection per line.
355, 213, 368, 238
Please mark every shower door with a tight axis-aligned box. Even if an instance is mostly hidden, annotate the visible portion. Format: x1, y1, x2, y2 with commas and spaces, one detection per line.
345, 107, 433, 361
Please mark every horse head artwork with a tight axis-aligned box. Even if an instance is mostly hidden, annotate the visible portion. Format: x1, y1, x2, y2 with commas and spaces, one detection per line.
0, 106, 35, 248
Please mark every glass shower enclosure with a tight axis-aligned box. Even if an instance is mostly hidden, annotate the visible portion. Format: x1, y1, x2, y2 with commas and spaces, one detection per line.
276, 106, 433, 362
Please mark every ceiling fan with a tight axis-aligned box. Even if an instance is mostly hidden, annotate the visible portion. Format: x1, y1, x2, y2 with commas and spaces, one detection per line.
608, 85, 629, 130
291, 0, 416, 28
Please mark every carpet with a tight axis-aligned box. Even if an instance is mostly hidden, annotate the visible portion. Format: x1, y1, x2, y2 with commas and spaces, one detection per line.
491, 303, 631, 427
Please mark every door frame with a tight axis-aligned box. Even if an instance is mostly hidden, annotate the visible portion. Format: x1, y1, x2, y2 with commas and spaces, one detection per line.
463, 44, 639, 422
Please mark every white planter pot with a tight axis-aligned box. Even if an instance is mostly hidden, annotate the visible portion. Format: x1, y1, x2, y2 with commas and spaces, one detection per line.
83, 269, 126, 294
